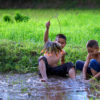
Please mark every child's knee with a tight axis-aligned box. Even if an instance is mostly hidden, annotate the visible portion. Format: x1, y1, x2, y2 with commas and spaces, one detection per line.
66, 62, 75, 73
89, 59, 100, 73
68, 67, 76, 78
90, 59, 96, 64
89, 59, 97, 69
76, 60, 84, 70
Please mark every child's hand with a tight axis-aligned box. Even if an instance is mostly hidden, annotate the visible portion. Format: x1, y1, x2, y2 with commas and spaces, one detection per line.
46, 21, 50, 29
84, 80, 89, 83
84, 79, 94, 83
82, 75, 86, 80
86, 53, 92, 61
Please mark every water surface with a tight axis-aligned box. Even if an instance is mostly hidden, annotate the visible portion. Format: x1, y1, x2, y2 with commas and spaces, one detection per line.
0, 73, 100, 100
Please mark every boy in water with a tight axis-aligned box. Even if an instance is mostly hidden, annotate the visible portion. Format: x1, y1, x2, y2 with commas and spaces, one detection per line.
38, 41, 75, 82
76, 40, 100, 82
38, 21, 76, 82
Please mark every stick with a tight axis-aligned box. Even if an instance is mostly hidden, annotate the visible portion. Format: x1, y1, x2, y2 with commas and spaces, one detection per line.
49, 14, 62, 33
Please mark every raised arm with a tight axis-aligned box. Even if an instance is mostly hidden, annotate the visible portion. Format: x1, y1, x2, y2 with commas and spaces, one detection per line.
44, 21, 50, 43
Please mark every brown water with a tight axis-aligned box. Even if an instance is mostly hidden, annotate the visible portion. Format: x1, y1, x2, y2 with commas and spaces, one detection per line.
0, 73, 100, 100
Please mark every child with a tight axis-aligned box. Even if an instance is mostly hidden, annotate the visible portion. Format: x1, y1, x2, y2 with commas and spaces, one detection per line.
44, 21, 66, 64
76, 40, 100, 82
38, 41, 76, 82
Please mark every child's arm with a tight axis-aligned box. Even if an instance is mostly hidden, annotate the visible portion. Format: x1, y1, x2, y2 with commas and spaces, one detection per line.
38, 60, 48, 82
61, 55, 65, 65
44, 21, 50, 43
82, 54, 92, 79
88, 72, 100, 82
61, 50, 66, 64
82, 60, 90, 79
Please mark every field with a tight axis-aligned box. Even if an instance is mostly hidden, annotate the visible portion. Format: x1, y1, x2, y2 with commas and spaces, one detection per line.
0, 9, 100, 72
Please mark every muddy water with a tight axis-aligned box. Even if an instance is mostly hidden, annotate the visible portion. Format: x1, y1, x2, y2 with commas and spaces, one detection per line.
0, 73, 100, 100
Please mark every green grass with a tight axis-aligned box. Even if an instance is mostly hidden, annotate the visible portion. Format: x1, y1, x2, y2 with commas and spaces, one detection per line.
0, 9, 100, 45
0, 9, 100, 73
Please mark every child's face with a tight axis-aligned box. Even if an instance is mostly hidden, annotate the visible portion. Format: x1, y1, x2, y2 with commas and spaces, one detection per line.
56, 38, 66, 49
87, 47, 99, 54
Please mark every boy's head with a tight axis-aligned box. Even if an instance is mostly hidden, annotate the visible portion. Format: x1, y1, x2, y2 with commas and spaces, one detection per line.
43, 41, 62, 55
55, 34, 66, 49
86, 40, 99, 53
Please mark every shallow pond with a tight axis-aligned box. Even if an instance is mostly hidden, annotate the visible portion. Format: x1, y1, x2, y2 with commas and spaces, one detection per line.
0, 73, 100, 100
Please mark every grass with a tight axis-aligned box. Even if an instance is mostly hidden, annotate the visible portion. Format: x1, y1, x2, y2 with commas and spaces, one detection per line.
0, 9, 100, 73
0, 9, 100, 44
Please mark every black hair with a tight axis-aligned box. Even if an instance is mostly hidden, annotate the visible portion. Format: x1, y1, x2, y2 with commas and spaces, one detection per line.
86, 40, 99, 48
56, 34, 66, 41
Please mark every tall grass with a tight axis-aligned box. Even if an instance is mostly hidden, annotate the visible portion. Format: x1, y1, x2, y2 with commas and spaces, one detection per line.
0, 9, 100, 46
0, 9, 100, 72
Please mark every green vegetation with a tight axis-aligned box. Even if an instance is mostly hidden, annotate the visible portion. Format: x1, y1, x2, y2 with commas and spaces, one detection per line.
14, 13, 29, 22
0, 40, 41, 73
0, 9, 100, 73
3, 15, 12, 22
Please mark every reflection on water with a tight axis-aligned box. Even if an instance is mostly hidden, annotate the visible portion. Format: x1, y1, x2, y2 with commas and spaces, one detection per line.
0, 73, 100, 100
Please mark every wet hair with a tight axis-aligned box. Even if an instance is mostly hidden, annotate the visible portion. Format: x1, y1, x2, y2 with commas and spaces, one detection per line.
86, 40, 99, 48
41, 41, 62, 55
56, 34, 66, 42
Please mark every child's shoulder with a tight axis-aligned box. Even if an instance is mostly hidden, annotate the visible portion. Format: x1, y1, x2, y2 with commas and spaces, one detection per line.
61, 50, 66, 55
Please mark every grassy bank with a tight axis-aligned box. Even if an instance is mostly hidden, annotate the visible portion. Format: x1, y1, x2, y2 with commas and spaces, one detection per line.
0, 40, 87, 73
0, 9, 100, 73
